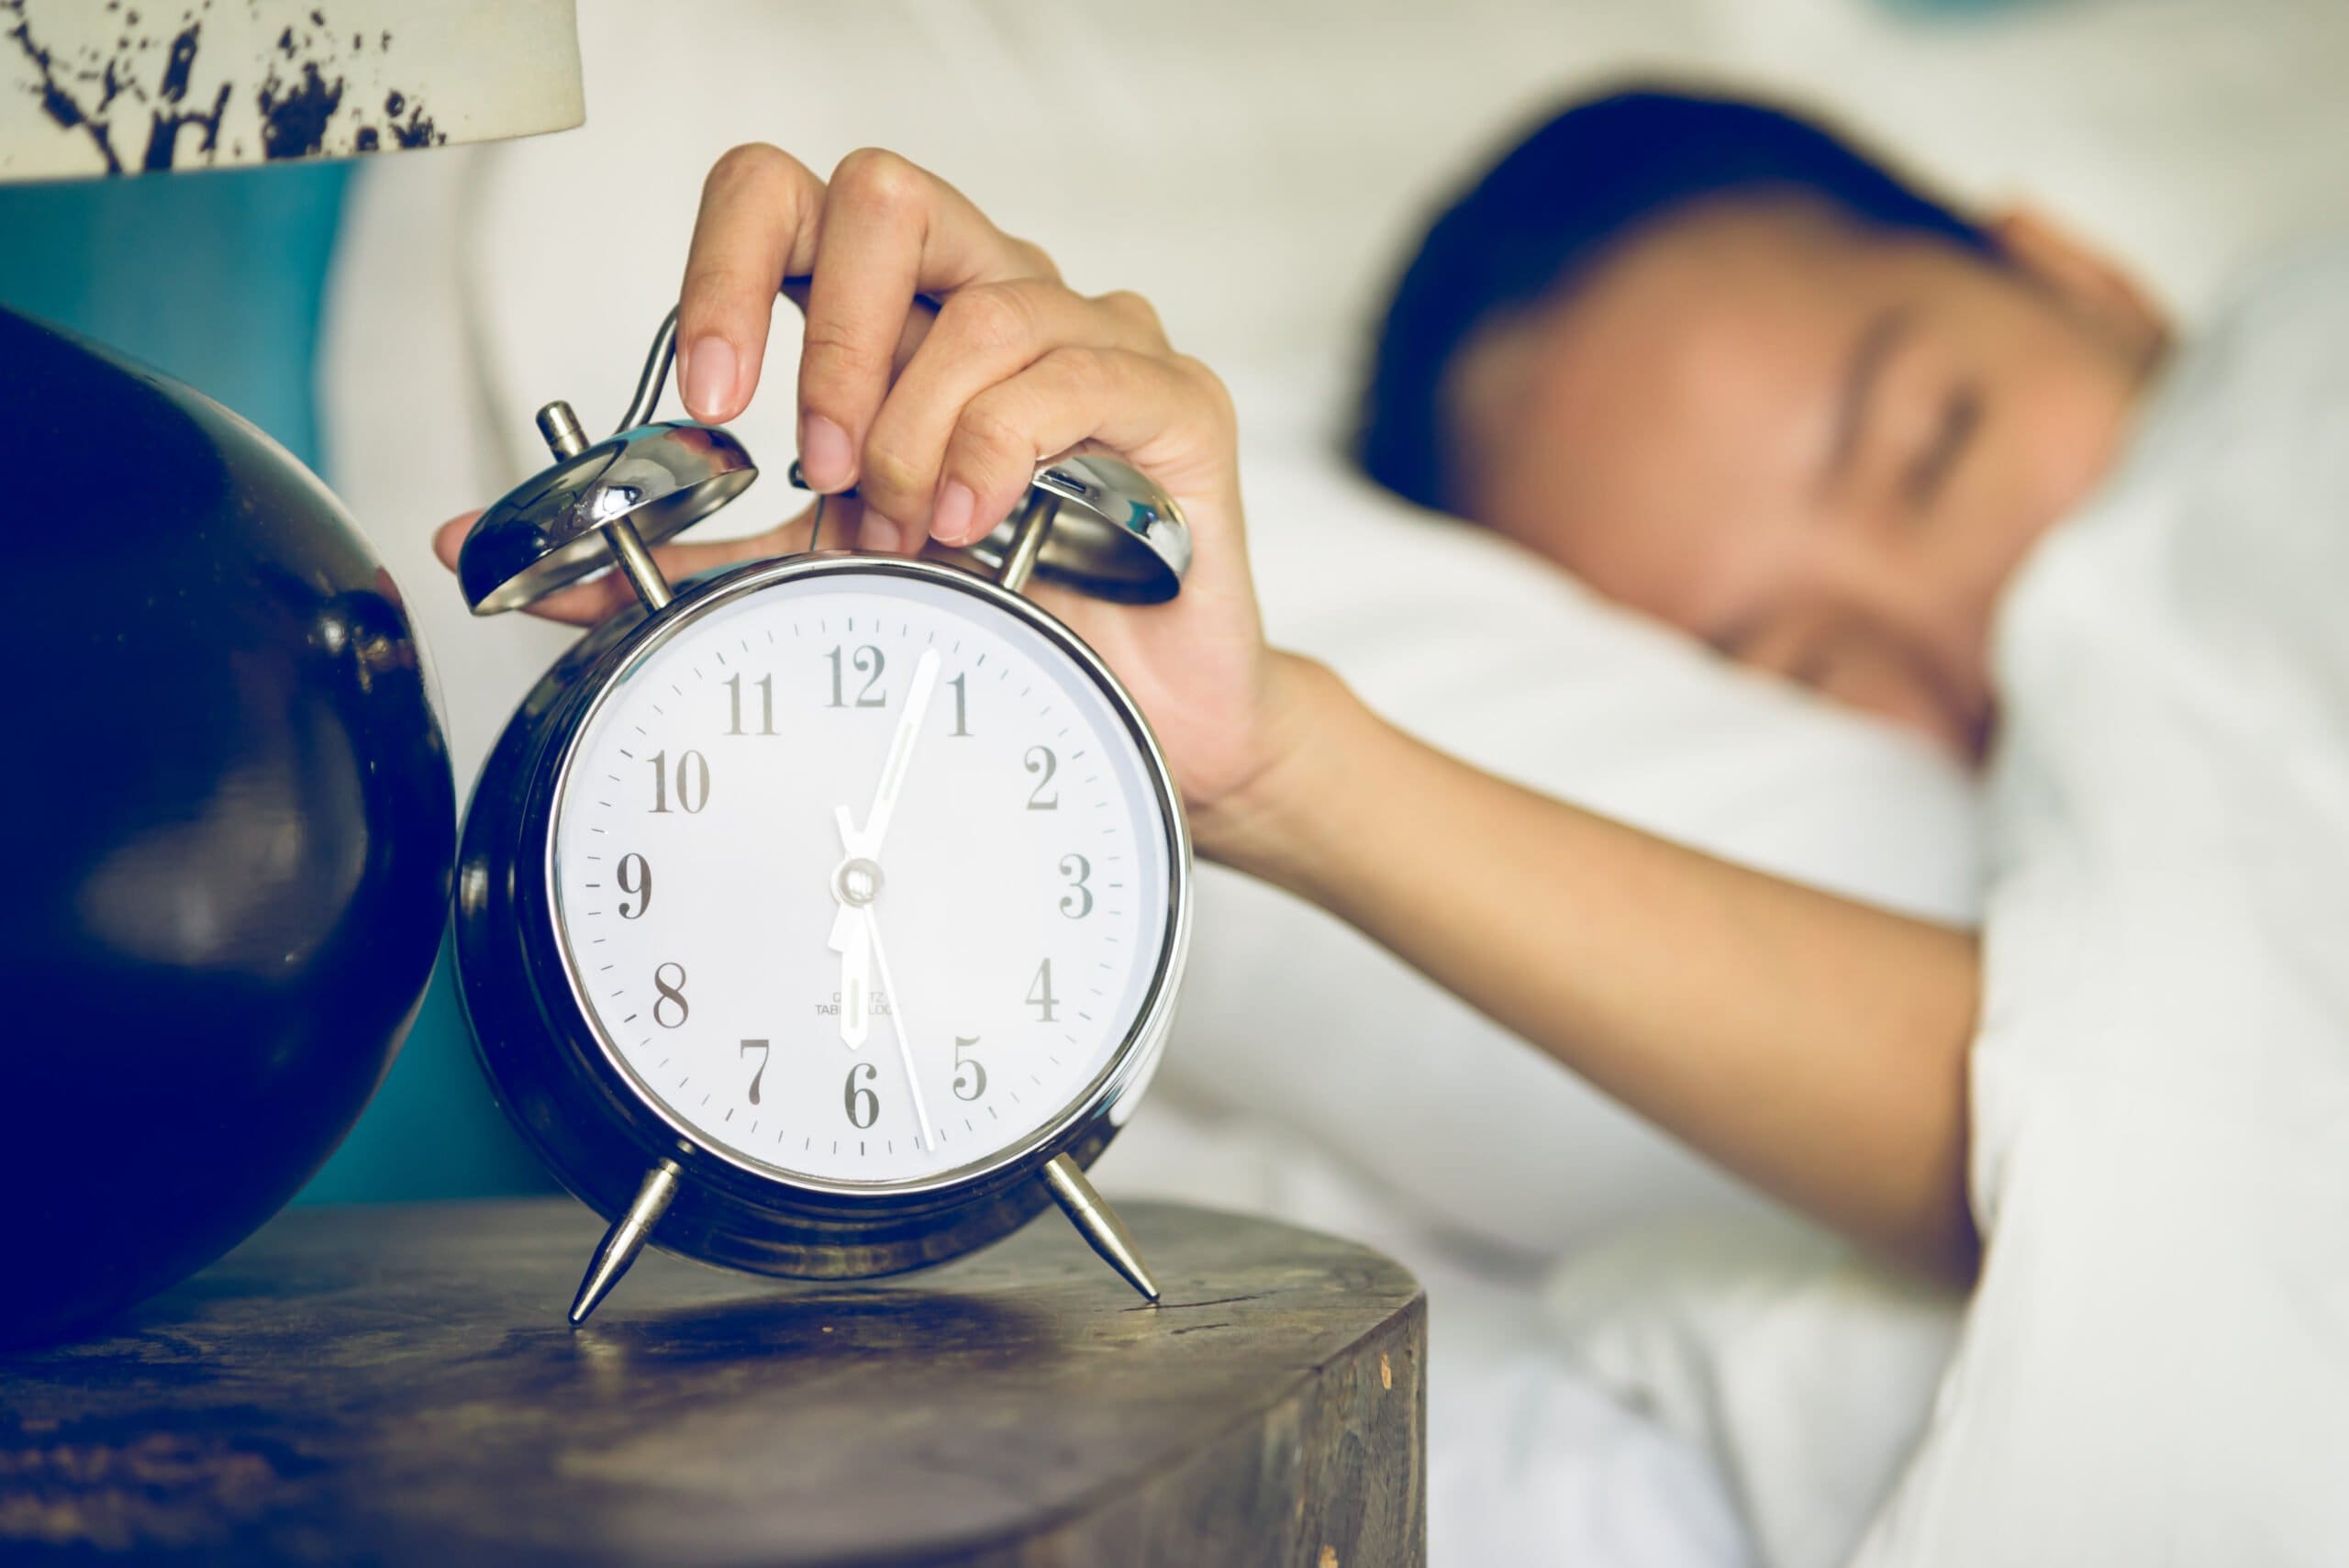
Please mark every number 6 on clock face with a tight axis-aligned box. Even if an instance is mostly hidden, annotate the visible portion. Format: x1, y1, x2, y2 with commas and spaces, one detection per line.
545, 567, 1178, 1190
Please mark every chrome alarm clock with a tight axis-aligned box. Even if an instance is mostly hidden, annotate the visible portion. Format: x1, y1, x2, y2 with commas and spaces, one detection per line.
452, 311, 1192, 1324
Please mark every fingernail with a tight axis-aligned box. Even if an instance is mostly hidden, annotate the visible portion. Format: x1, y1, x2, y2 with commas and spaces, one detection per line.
932, 480, 975, 545
860, 512, 903, 554
800, 413, 852, 492
683, 336, 738, 419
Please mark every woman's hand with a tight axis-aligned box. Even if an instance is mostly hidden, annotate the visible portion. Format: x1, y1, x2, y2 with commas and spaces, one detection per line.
432, 144, 1306, 829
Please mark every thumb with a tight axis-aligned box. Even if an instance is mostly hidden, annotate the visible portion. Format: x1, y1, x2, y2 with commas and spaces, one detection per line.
429, 501, 823, 627
432, 510, 483, 576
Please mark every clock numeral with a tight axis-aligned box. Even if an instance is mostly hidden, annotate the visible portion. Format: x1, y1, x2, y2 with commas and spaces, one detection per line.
616, 852, 652, 919
725, 673, 777, 735
1024, 745, 1059, 810
826, 644, 887, 708
1027, 959, 1058, 1022
651, 962, 690, 1029
843, 1061, 880, 1129
948, 672, 972, 737
648, 749, 709, 814
952, 1035, 987, 1101
739, 1039, 769, 1106
1058, 853, 1094, 919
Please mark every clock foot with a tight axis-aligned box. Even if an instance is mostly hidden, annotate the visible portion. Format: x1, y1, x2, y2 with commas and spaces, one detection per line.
1041, 1152, 1160, 1303
569, 1162, 681, 1327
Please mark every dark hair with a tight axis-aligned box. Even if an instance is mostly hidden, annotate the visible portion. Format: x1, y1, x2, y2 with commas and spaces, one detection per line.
1354, 86, 1994, 513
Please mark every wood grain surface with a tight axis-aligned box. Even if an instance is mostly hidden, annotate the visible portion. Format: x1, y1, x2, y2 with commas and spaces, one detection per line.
0, 1198, 1425, 1567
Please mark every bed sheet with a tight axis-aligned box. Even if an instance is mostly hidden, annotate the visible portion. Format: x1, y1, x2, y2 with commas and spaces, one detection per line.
1097, 1100, 1756, 1567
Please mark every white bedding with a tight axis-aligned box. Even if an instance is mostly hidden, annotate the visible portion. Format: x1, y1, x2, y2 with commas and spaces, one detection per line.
317, 2, 2349, 1561
1847, 237, 2349, 1566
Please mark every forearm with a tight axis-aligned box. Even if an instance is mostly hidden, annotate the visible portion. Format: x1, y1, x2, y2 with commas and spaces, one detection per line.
1199, 655, 1980, 1282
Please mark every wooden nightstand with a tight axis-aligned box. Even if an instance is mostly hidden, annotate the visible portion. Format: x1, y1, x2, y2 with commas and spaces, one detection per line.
0, 1198, 1425, 1565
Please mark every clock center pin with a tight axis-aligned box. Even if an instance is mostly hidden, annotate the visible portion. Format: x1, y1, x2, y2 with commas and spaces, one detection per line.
832, 855, 885, 907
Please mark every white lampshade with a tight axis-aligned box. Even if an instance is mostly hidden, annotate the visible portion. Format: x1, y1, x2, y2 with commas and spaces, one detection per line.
0, 0, 583, 182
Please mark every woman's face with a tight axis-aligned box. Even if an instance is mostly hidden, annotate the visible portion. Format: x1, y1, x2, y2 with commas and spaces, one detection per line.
1452, 197, 2165, 760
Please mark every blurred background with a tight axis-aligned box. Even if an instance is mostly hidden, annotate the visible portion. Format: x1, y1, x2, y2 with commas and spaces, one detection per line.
6, 0, 2344, 1559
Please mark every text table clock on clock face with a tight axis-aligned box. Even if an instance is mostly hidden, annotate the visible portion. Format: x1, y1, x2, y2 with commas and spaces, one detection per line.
451, 310, 1193, 1324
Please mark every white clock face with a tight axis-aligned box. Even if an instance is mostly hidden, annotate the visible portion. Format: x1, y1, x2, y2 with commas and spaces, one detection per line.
547, 564, 1178, 1190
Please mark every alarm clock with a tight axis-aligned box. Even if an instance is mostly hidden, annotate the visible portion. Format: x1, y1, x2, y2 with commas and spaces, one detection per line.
452, 310, 1192, 1325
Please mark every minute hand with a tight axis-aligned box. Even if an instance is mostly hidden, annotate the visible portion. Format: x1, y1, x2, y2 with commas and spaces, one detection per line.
840, 647, 942, 859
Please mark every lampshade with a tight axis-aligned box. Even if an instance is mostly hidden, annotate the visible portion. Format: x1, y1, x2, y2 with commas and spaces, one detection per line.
0, 0, 583, 182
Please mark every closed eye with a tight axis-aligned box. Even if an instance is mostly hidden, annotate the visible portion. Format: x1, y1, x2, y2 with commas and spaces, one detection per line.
1903, 384, 1981, 513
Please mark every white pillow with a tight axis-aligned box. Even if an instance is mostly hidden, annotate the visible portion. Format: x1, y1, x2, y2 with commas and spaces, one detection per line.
1152, 440, 1979, 1261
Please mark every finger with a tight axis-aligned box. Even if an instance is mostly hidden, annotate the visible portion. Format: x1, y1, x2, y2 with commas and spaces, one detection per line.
858, 284, 1163, 540
786, 277, 940, 559
677, 143, 828, 423
783, 277, 941, 379
433, 510, 484, 576
797, 148, 1059, 495
431, 502, 823, 627
937, 347, 1225, 547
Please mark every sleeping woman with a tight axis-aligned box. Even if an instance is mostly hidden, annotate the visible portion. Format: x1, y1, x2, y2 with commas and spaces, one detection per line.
434, 88, 2349, 1562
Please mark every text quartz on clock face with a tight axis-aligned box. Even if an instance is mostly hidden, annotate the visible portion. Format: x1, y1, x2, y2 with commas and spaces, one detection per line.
548, 571, 1174, 1188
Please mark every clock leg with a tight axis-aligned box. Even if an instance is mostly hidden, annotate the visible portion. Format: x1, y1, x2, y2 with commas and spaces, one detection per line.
568, 1162, 681, 1327
1041, 1152, 1160, 1304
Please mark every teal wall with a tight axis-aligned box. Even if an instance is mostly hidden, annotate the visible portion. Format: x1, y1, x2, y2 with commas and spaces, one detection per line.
0, 167, 349, 470
0, 166, 551, 1205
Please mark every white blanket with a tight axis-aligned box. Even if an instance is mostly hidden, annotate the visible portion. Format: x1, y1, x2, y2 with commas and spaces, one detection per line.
1854, 237, 2349, 1563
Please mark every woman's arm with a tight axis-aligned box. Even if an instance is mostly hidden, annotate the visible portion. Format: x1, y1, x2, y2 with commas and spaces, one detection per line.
1204, 656, 1982, 1284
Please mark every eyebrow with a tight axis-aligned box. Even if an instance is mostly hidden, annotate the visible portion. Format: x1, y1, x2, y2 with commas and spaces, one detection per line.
1820, 306, 1916, 491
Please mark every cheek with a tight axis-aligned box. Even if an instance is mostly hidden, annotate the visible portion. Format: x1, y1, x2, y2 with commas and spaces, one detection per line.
1962, 319, 2137, 566
1518, 446, 1817, 639
1910, 390, 2096, 649
2009, 373, 2122, 520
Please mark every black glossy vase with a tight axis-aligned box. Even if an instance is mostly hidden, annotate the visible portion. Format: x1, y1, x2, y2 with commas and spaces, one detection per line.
0, 307, 456, 1346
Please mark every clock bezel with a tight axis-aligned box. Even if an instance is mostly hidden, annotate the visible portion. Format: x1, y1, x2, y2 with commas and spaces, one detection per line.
544, 552, 1187, 1197
454, 550, 1192, 1281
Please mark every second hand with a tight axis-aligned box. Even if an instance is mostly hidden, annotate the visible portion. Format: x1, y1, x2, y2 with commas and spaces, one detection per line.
860, 904, 934, 1151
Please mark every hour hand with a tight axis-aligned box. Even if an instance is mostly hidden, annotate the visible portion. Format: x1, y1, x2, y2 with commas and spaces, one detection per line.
828, 806, 873, 1049
829, 905, 871, 1050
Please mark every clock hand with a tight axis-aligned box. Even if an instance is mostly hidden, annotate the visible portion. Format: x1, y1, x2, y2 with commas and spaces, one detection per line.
828, 806, 880, 1049
831, 911, 873, 1049
842, 647, 941, 859
858, 903, 933, 1151
828, 648, 940, 1050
